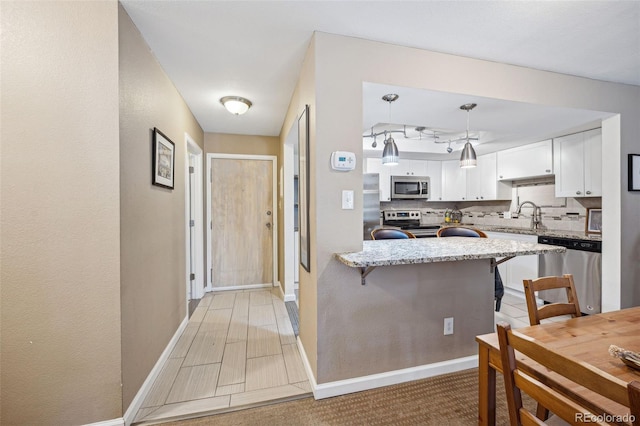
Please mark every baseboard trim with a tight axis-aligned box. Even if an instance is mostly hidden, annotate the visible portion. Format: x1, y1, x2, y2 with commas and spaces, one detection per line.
296, 337, 478, 400
122, 316, 189, 426
276, 280, 296, 302
84, 417, 125, 426
212, 284, 271, 292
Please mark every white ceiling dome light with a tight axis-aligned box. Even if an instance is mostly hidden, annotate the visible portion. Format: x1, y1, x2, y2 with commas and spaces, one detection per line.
220, 96, 252, 115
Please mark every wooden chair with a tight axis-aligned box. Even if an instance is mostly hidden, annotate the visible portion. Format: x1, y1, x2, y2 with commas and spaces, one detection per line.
371, 228, 416, 240
436, 226, 487, 238
523, 274, 581, 326
497, 322, 630, 426
630, 381, 640, 426
437, 226, 502, 311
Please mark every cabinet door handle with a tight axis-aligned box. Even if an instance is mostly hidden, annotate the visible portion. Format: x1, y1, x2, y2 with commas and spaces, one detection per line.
586, 191, 591, 195
576, 191, 581, 195
499, 175, 503, 179
480, 196, 484, 199
546, 169, 551, 173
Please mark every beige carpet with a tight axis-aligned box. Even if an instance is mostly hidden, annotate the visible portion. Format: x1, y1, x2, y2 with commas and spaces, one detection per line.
162, 368, 530, 425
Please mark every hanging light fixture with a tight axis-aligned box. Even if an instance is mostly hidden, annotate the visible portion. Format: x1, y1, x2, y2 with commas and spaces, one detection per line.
382, 132, 399, 165
459, 103, 478, 168
381, 94, 399, 166
220, 96, 252, 115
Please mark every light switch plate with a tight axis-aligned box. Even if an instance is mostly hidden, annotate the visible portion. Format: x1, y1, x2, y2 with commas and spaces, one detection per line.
342, 190, 354, 210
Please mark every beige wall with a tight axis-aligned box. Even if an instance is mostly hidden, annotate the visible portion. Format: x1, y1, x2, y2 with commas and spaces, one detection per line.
299, 32, 640, 384
119, 5, 204, 409
205, 132, 279, 157
0, 1, 122, 424
278, 37, 319, 377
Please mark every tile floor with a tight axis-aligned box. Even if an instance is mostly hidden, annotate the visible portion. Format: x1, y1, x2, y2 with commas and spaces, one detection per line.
133, 288, 311, 425
133, 288, 565, 425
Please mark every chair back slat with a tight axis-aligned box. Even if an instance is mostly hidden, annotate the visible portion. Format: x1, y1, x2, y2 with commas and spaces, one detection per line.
523, 274, 581, 325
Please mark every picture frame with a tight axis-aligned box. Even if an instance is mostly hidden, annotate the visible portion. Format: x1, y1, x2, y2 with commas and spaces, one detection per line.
152, 127, 175, 189
585, 208, 602, 234
628, 154, 640, 191
298, 105, 311, 272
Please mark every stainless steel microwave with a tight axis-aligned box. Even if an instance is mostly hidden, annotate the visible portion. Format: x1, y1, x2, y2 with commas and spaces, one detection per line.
391, 176, 430, 200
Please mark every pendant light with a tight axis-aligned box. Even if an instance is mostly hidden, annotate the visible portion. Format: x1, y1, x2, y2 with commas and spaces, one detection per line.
381, 94, 399, 166
459, 103, 478, 169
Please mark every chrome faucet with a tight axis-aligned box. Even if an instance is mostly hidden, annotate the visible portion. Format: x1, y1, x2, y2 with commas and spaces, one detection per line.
516, 200, 543, 230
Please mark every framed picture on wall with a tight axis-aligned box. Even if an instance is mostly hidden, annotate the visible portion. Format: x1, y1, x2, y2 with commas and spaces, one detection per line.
585, 208, 602, 234
298, 105, 311, 272
152, 127, 175, 189
629, 154, 640, 191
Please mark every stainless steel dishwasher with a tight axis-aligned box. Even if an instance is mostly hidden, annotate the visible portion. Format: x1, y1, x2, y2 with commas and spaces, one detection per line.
537, 236, 602, 314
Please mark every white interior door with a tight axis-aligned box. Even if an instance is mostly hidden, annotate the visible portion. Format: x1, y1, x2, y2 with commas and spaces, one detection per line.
208, 155, 277, 290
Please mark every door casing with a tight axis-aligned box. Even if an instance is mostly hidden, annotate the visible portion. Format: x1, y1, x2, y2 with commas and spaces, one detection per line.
185, 134, 204, 303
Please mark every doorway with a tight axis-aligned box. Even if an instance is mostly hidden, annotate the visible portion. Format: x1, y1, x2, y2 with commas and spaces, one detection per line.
206, 154, 278, 291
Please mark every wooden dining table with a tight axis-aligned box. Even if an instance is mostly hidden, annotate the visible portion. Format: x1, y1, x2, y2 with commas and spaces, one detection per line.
476, 306, 640, 426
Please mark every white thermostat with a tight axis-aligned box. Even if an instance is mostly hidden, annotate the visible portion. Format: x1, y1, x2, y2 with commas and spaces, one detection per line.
330, 151, 356, 171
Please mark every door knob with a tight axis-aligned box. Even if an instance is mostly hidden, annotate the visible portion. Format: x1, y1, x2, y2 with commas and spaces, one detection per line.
266, 211, 272, 216
266, 223, 272, 229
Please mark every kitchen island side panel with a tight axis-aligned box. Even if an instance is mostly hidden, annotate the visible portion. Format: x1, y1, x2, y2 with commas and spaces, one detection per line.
316, 258, 493, 384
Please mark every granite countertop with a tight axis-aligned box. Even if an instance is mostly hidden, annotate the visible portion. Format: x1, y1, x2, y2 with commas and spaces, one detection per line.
335, 238, 566, 268
439, 224, 601, 241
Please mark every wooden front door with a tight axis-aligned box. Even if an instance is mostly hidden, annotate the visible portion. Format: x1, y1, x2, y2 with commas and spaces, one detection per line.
210, 157, 273, 289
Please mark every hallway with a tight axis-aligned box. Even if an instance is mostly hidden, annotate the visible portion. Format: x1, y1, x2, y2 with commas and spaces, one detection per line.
133, 288, 311, 424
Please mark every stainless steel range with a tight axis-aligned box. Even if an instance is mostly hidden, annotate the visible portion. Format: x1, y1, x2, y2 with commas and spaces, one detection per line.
382, 210, 440, 238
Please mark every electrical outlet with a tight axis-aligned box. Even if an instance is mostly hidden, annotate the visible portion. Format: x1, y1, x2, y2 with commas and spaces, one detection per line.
444, 317, 454, 335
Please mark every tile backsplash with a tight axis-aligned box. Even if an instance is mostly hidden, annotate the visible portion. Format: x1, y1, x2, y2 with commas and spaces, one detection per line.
381, 182, 601, 234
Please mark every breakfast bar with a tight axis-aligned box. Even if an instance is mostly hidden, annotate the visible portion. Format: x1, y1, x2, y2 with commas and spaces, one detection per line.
335, 237, 566, 285
319, 238, 566, 392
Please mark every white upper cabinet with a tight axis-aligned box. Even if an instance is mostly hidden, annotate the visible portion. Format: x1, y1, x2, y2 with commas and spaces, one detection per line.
394, 159, 428, 177
497, 139, 553, 181
466, 153, 511, 201
365, 157, 391, 201
441, 160, 467, 201
554, 128, 602, 197
441, 154, 511, 202
426, 160, 442, 201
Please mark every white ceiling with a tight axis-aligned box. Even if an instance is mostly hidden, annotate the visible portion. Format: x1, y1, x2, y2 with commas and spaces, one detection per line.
120, 1, 640, 138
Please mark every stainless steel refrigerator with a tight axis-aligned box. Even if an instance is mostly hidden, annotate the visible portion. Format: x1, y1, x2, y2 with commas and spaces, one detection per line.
363, 173, 381, 240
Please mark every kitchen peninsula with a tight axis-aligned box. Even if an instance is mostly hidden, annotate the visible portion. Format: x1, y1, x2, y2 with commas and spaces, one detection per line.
321, 238, 565, 398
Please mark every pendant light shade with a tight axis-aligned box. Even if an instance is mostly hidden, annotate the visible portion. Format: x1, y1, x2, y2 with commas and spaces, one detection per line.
459, 103, 478, 168
460, 141, 477, 168
382, 136, 399, 165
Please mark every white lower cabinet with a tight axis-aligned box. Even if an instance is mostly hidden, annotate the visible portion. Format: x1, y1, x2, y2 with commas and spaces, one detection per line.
485, 232, 539, 293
